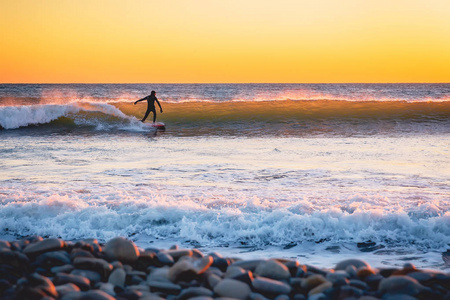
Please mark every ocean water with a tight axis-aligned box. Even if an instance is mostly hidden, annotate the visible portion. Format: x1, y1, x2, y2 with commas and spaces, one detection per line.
0, 83, 449, 270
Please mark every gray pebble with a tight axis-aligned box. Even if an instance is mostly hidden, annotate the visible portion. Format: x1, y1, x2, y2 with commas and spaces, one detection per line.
252, 277, 292, 295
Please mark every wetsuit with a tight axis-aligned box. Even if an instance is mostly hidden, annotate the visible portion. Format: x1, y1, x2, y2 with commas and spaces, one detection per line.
135, 94, 162, 123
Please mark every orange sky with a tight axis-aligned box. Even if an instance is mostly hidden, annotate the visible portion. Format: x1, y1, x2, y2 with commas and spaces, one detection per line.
1, 0, 449, 83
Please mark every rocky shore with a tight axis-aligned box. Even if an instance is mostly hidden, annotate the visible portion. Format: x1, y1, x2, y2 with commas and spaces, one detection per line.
0, 236, 448, 300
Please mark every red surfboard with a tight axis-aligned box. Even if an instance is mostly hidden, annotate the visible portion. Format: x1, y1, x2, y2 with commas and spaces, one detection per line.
150, 122, 166, 130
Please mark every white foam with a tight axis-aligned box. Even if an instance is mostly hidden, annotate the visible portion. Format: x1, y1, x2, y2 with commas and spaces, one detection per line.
0, 104, 80, 129
0, 102, 150, 131
0, 185, 448, 253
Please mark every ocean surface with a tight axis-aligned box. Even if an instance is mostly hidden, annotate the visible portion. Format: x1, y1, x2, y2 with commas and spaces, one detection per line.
0, 83, 449, 269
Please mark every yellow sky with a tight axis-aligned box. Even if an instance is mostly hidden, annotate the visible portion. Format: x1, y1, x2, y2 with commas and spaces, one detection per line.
1, 0, 449, 83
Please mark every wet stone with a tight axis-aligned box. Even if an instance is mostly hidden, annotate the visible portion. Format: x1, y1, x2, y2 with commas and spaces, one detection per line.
36, 250, 71, 268
104, 237, 140, 264
335, 259, 370, 271
345, 265, 358, 278
231, 259, 265, 271
307, 293, 327, 300
301, 274, 327, 291
225, 266, 246, 278
22, 272, 58, 298
382, 294, 418, 300
379, 275, 425, 296
365, 274, 384, 290
274, 294, 290, 300
348, 279, 369, 290
283, 260, 300, 277
338, 285, 364, 299
252, 277, 292, 296
211, 257, 230, 272
0, 241, 11, 249
73, 257, 113, 278
308, 281, 332, 295
55, 282, 80, 296
147, 266, 170, 282
23, 238, 65, 256
52, 264, 75, 274
71, 248, 95, 260
53, 272, 91, 291
357, 267, 376, 279
81, 238, 102, 253
188, 297, 213, 300
191, 249, 204, 258
326, 270, 349, 283
254, 259, 290, 280
231, 270, 254, 286
84, 289, 117, 300
136, 251, 157, 270
407, 271, 434, 283
214, 278, 251, 300
147, 280, 182, 294
207, 273, 221, 288
164, 249, 193, 261
108, 267, 126, 288
71, 269, 102, 284
249, 292, 271, 300
167, 256, 213, 282
156, 252, 175, 266
177, 286, 214, 300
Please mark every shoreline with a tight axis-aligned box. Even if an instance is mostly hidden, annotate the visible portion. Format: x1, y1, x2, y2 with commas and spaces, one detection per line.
1, 233, 448, 272
0, 236, 449, 299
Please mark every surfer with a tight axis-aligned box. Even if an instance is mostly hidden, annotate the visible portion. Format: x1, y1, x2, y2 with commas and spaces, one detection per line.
134, 91, 163, 123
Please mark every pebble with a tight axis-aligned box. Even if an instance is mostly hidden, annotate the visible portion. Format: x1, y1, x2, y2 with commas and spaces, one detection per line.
301, 274, 327, 291
104, 237, 139, 264
379, 275, 425, 296
156, 251, 175, 266
71, 269, 102, 284
230, 259, 265, 271
1, 236, 449, 300
147, 280, 182, 294
213, 278, 251, 300
308, 281, 332, 295
53, 272, 91, 291
326, 270, 349, 282
167, 256, 213, 282
23, 238, 65, 256
108, 267, 126, 288
335, 258, 370, 271
254, 259, 291, 280
54, 282, 80, 296
252, 277, 292, 295
73, 257, 113, 278
177, 286, 214, 300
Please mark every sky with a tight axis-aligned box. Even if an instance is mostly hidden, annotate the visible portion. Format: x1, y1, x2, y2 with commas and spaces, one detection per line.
1, 0, 449, 83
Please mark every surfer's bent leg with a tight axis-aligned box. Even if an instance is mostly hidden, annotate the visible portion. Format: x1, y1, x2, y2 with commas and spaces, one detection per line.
141, 108, 151, 122
152, 109, 157, 123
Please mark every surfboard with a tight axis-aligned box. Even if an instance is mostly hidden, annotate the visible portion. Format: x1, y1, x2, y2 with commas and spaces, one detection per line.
150, 122, 166, 130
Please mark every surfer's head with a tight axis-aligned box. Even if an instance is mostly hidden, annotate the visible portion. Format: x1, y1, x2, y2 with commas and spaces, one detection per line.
151, 90, 156, 95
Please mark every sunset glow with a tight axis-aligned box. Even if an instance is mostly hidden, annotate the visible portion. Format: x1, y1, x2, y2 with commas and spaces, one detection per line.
1, 0, 449, 83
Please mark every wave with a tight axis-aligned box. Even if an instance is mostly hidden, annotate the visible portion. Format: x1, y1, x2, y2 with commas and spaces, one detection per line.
0, 188, 448, 251
1, 101, 448, 136
0, 102, 149, 131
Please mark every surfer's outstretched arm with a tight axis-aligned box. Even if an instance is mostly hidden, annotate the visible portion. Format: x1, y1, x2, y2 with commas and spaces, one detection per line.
156, 98, 163, 113
134, 97, 147, 105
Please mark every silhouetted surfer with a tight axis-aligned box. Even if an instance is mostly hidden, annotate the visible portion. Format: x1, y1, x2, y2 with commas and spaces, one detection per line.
134, 91, 163, 123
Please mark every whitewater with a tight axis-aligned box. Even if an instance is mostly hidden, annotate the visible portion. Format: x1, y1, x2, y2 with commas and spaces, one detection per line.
0, 83, 449, 270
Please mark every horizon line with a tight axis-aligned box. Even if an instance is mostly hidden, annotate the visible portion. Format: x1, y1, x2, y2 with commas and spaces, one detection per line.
1, 82, 449, 85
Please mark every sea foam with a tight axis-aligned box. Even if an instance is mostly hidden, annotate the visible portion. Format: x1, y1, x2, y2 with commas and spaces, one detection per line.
1, 185, 448, 252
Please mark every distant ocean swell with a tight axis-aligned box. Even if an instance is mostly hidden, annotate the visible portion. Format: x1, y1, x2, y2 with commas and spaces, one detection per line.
0, 188, 449, 251
1, 101, 449, 133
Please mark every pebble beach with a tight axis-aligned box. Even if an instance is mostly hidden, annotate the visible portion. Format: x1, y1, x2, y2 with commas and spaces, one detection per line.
1, 236, 449, 300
